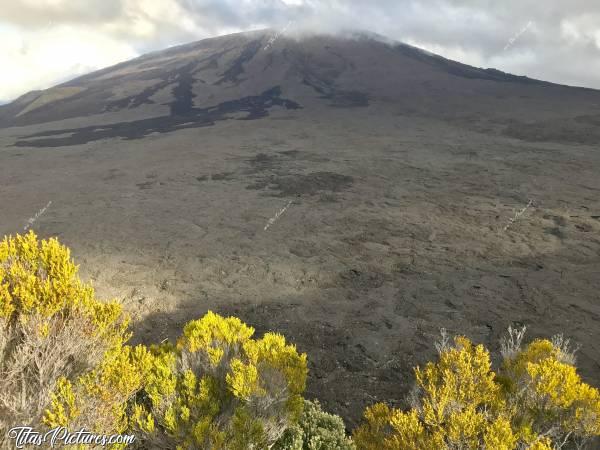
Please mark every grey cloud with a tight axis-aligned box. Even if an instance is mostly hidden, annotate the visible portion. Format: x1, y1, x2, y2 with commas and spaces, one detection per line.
174, 0, 307, 30
1, 0, 123, 27
1, 0, 600, 92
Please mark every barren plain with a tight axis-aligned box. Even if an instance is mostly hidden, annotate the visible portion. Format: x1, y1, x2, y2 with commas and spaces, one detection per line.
1, 30, 599, 426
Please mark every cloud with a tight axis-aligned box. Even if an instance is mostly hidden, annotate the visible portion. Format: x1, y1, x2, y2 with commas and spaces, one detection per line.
1, 0, 599, 101
0, 23, 136, 101
0, 0, 123, 27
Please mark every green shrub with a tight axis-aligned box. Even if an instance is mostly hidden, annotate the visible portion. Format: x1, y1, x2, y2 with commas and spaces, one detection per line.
274, 399, 355, 450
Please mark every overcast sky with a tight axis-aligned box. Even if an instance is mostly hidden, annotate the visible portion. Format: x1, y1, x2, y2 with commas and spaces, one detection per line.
1, 0, 599, 103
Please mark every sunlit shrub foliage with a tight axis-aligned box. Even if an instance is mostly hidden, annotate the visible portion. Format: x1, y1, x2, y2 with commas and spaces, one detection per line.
131, 311, 308, 449
0, 231, 131, 444
353, 329, 600, 450
2, 232, 599, 450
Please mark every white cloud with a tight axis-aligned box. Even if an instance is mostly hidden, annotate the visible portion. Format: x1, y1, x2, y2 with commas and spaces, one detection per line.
0, 24, 137, 101
1, 0, 600, 102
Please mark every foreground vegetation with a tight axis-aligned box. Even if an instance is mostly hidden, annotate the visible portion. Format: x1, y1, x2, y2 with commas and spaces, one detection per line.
0, 232, 598, 449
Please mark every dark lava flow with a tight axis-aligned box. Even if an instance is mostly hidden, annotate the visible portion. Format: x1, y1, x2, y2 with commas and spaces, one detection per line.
14, 87, 301, 148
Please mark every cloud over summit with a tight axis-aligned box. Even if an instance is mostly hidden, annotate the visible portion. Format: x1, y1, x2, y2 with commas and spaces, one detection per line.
1, 0, 599, 102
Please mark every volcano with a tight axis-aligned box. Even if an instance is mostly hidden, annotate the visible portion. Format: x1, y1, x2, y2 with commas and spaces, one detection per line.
4, 29, 600, 146
1, 29, 599, 425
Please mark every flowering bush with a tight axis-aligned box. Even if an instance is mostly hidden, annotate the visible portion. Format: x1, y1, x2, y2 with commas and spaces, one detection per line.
499, 334, 600, 448
0, 232, 309, 449
2, 232, 599, 450
353, 331, 600, 450
0, 231, 131, 445
131, 311, 308, 449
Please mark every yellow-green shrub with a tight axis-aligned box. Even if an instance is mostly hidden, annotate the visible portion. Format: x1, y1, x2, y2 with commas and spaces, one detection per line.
0, 231, 131, 443
44, 344, 152, 438
131, 311, 308, 449
0, 231, 126, 338
499, 337, 600, 447
5, 232, 598, 450
0, 233, 309, 449
353, 331, 600, 450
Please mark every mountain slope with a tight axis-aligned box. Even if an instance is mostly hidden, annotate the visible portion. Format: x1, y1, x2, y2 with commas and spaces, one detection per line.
2, 29, 600, 146
1, 30, 599, 427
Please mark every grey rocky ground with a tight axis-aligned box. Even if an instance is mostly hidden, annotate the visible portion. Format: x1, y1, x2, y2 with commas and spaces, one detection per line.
1, 30, 599, 426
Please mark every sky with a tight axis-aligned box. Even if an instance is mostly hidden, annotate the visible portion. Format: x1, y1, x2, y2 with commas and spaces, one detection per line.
1, 0, 600, 103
